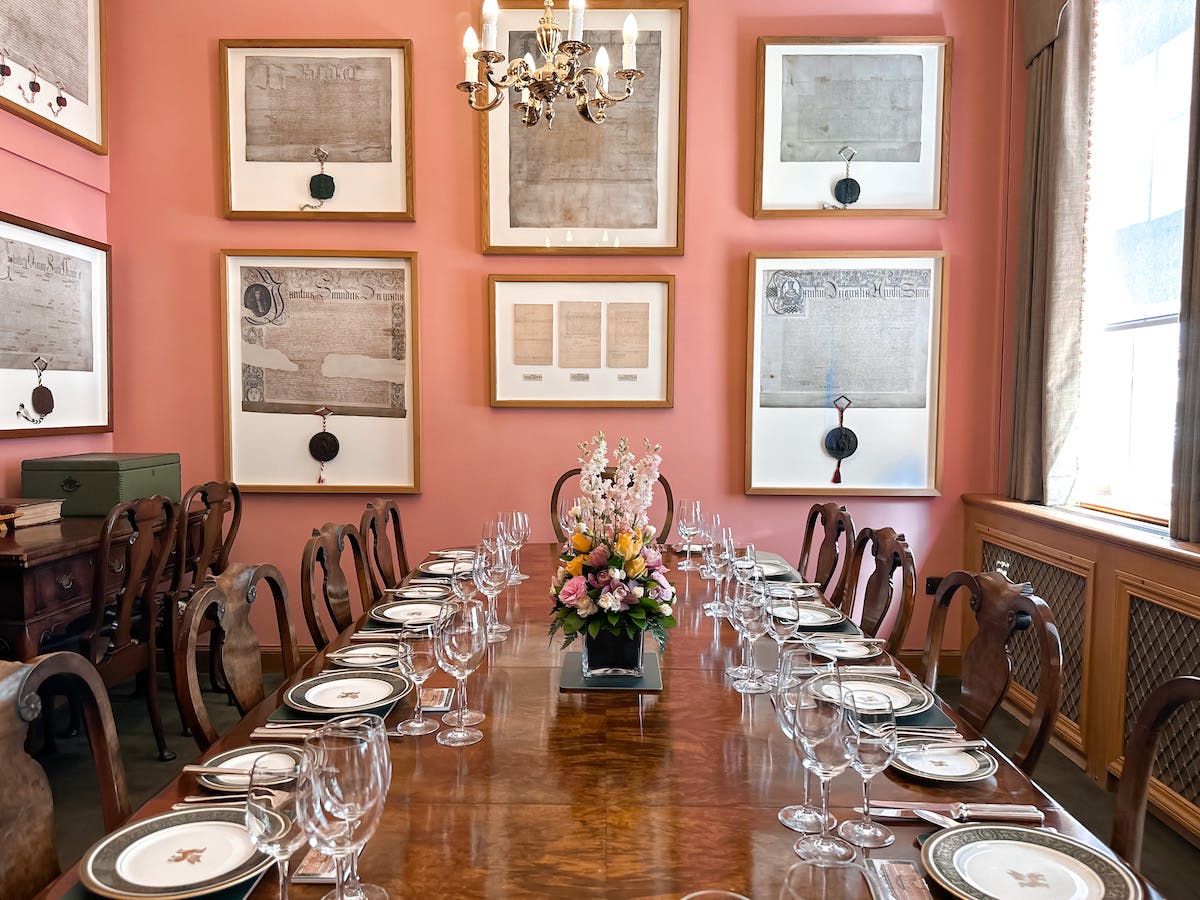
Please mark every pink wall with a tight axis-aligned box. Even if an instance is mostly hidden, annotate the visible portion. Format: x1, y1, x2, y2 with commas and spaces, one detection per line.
97, 0, 1017, 648
0, 110, 112, 496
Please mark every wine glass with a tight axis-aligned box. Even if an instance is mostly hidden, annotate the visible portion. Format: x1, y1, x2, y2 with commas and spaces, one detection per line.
473, 542, 511, 642
838, 694, 898, 848
324, 715, 390, 900
676, 498, 701, 570
499, 510, 530, 582
436, 599, 487, 746
765, 595, 801, 686
396, 650, 439, 736
450, 558, 476, 603
245, 758, 305, 900
702, 527, 733, 617
731, 543, 758, 589
792, 672, 856, 865
773, 649, 836, 834
729, 584, 770, 692
778, 862, 876, 899
299, 723, 388, 900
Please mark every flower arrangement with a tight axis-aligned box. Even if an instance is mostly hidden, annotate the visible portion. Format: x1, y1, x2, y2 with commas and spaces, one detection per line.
549, 432, 678, 650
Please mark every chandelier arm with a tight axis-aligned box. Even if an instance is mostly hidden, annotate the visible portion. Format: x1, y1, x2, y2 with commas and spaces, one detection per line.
576, 67, 636, 105
483, 60, 533, 92
466, 81, 506, 112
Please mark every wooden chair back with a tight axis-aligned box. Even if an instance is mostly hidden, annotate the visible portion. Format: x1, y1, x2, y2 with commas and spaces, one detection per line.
920, 570, 1064, 775
550, 467, 675, 543
360, 498, 410, 602
171, 481, 242, 605
797, 502, 855, 610
300, 523, 374, 649
1111, 675, 1200, 868
175, 563, 300, 751
841, 527, 916, 654
0, 652, 130, 899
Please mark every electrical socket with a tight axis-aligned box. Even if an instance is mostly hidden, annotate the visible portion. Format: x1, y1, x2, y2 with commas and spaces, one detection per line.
925, 576, 943, 596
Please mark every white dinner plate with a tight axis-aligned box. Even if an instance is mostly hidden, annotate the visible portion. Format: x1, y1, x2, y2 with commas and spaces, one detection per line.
386, 584, 451, 600
808, 671, 935, 716
80, 807, 276, 899
758, 559, 793, 578
768, 583, 820, 599
805, 638, 882, 660
922, 824, 1143, 900
417, 559, 461, 576
432, 548, 475, 560
284, 669, 411, 714
369, 599, 444, 626
890, 738, 999, 784
776, 605, 845, 628
196, 744, 301, 793
327, 643, 404, 669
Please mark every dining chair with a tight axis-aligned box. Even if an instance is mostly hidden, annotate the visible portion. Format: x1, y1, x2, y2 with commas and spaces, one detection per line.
919, 570, 1064, 776
175, 563, 301, 751
360, 498, 410, 602
796, 502, 856, 610
1111, 675, 1200, 869
300, 522, 375, 650
840, 526, 916, 655
0, 652, 130, 900
42, 496, 179, 761
167, 481, 243, 699
550, 466, 675, 543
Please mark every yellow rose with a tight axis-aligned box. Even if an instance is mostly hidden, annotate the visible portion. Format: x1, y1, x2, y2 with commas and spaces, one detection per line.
571, 532, 593, 553
614, 532, 635, 558
565, 555, 585, 576
625, 556, 647, 578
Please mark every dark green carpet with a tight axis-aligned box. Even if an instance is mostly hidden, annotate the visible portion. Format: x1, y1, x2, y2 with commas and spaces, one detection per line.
32, 675, 1200, 897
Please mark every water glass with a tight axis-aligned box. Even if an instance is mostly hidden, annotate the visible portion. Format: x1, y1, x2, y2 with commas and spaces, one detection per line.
396, 650, 439, 736
324, 715, 390, 900
436, 599, 487, 745
702, 527, 734, 617
765, 596, 801, 686
499, 510, 530, 581
245, 759, 305, 900
778, 862, 877, 899
473, 542, 511, 642
838, 695, 898, 848
729, 585, 770, 693
773, 649, 835, 834
792, 673, 856, 865
676, 498, 701, 570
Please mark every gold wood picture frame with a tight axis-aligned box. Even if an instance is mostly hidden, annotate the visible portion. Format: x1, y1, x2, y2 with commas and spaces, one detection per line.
489, 274, 674, 407
220, 40, 416, 221
479, 0, 687, 255
754, 36, 952, 218
0, 0, 107, 153
745, 250, 948, 495
220, 249, 421, 493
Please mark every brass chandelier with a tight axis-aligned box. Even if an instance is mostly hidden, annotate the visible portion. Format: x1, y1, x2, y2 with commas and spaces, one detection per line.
458, 0, 644, 128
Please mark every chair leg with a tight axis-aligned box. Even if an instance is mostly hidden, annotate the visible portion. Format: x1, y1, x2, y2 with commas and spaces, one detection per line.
144, 658, 176, 762
63, 688, 83, 737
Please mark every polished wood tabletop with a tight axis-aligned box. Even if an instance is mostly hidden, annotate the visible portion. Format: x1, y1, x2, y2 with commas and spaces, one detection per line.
46, 543, 1160, 899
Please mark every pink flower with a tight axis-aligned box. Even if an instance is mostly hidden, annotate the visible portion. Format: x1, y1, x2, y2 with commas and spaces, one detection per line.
589, 569, 614, 589
598, 582, 632, 612
642, 546, 663, 570
650, 570, 671, 589
587, 544, 610, 568
558, 575, 589, 607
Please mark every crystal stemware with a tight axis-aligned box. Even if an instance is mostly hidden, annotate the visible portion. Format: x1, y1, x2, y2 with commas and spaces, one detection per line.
436, 599, 487, 745
499, 510, 530, 582
396, 650, 439, 736
324, 715, 390, 900
474, 542, 511, 642
676, 498, 701, 570
765, 595, 801, 686
730, 585, 771, 693
838, 694, 898, 848
245, 758, 305, 900
792, 673, 857, 866
773, 648, 836, 834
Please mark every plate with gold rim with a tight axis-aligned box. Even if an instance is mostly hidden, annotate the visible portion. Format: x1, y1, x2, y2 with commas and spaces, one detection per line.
80, 807, 278, 899
890, 737, 998, 784
196, 744, 302, 793
807, 671, 934, 716
921, 824, 1142, 900
416, 559, 462, 576
284, 669, 411, 714
804, 637, 882, 660
369, 599, 445, 626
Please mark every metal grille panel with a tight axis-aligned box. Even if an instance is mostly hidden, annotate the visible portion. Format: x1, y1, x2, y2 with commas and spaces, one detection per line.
980, 541, 1085, 722
1125, 596, 1200, 803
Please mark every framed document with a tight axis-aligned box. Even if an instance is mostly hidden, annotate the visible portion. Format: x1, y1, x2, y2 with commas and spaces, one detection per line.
754, 37, 952, 218
0, 212, 111, 438
221, 250, 421, 492
490, 275, 673, 407
745, 252, 947, 495
220, 40, 415, 221
482, 1, 687, 255
0, 0, 106, 153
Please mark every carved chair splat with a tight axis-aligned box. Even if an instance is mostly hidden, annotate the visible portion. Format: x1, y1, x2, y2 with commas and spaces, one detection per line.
360, 499, 411, 602
300, 523, 375, 650
797, 502, 855, 610
841, 526, 916, 655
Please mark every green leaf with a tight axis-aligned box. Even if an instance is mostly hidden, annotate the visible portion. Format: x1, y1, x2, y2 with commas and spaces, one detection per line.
629, 608, 647, 621
607, 612, 619, 626
587, 618, 603, 639
562, 612, 584, 635
660, 615, 677, 629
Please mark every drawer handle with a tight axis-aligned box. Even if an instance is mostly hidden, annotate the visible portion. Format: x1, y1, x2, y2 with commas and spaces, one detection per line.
60, 476, 81, 493
57, 572, 74, 591
110, 558, 125, 574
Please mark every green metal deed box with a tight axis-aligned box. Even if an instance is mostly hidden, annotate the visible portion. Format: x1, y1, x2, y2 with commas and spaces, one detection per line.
21, 452, 182, 517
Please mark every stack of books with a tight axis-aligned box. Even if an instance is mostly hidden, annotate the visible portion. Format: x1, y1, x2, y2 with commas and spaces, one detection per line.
0, 497, 65, 530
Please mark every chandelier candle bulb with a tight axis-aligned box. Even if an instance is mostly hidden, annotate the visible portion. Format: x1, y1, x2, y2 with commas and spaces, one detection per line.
463, 27, 480, 83
568, 0, 585, 43
595, 46, 610, 93
621, 14, 638, 71
481, 0, 500, 53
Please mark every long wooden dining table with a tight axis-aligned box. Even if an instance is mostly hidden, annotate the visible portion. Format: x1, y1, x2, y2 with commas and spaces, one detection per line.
45, 543, 1162, 899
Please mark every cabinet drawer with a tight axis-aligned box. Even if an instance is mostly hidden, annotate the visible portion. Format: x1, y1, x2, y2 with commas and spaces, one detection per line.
34, 556, 95, 612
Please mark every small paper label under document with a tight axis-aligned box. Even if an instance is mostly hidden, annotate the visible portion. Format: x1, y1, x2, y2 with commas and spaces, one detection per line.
569, 373, 590, 383
521, 373, 544, 382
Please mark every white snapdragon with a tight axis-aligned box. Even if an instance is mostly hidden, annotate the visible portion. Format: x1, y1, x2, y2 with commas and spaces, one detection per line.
643, 524, 656, 541
658, 603, 673, 616
631, 584, 645, 598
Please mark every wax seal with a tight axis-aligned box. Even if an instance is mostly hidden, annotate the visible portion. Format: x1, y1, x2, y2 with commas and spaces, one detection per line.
309, 431, 340, 463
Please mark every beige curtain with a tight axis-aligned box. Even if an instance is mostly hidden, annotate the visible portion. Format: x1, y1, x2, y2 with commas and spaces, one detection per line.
1170, 12, 1200, 541
1007, 0, 1094, 504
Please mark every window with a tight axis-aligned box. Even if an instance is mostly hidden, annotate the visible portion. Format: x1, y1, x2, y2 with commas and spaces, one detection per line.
1074, 0, 1196, 524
